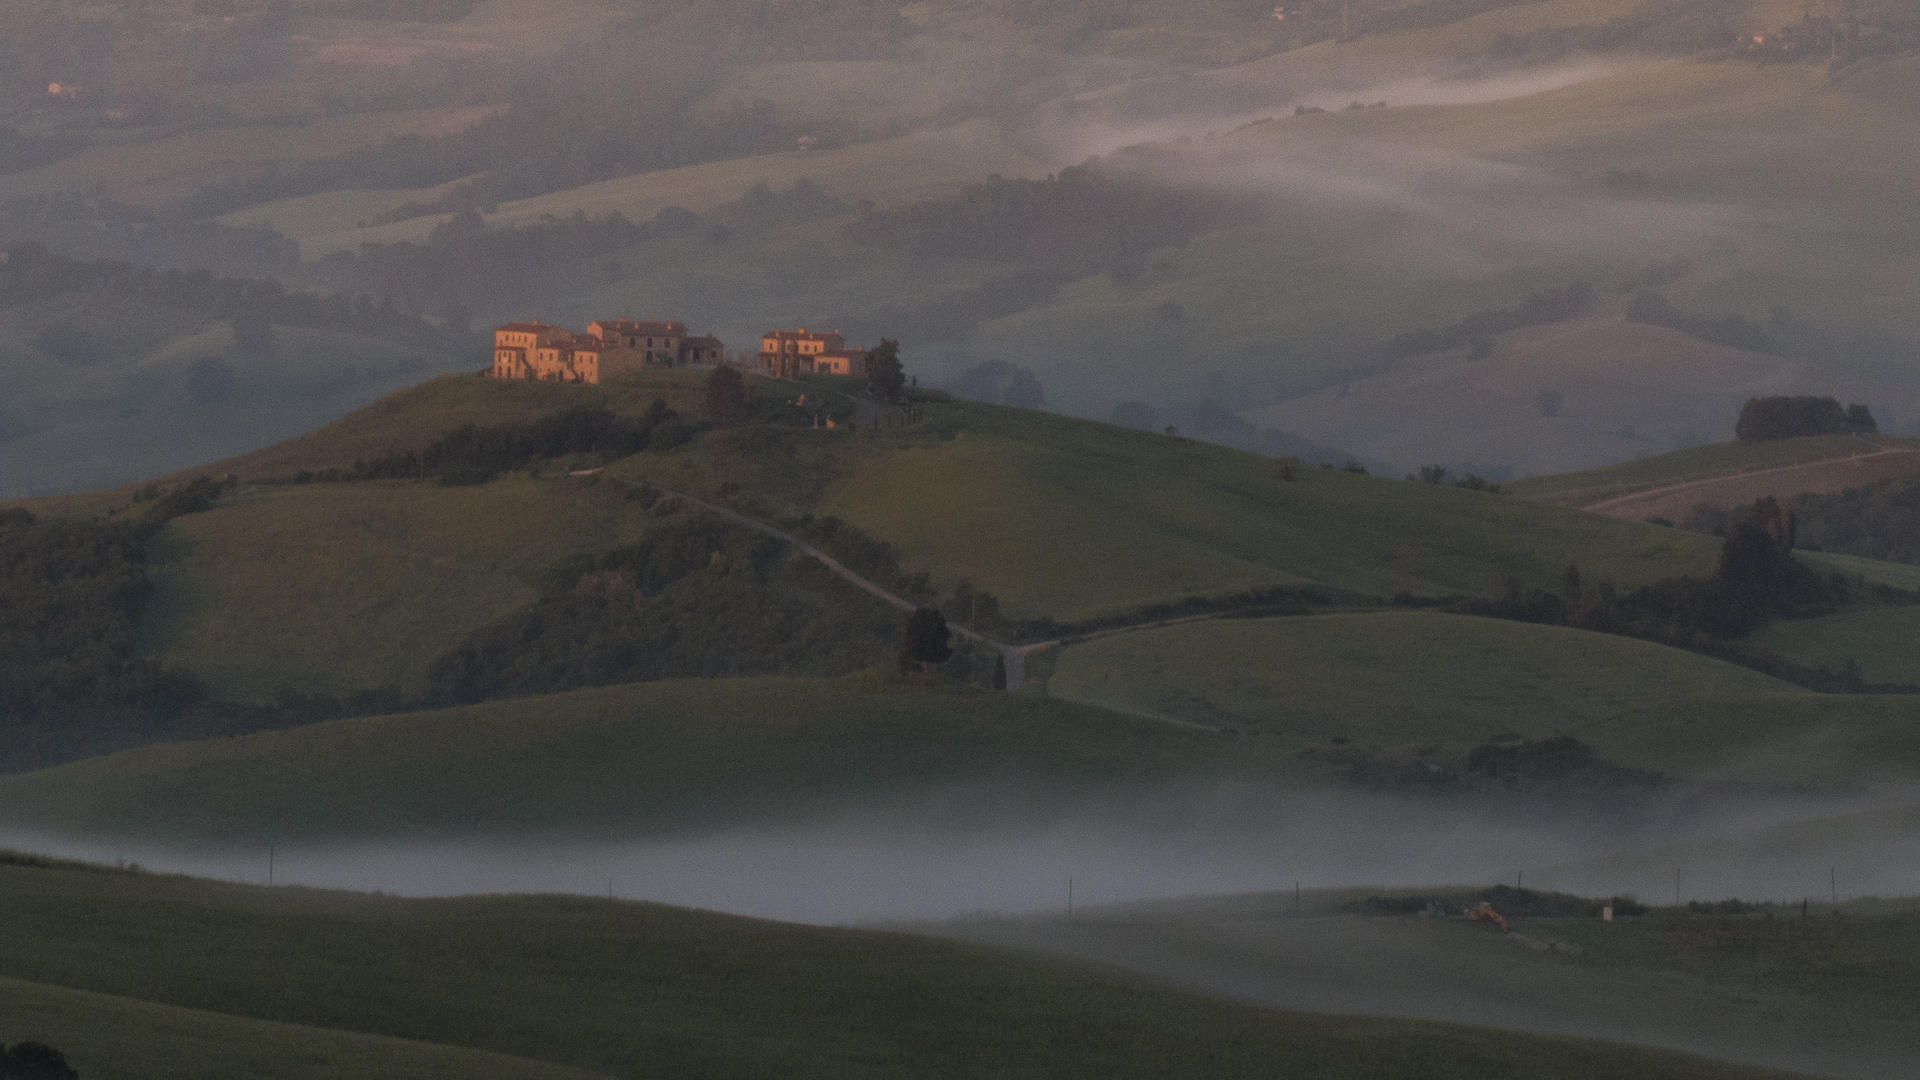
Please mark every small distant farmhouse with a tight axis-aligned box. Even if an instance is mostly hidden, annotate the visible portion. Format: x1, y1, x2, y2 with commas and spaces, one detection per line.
759, 328, 866, 378
491, 319, 725, 384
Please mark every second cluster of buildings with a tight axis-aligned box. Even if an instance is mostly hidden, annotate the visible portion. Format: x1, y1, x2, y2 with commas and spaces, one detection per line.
491, 319, 867, 385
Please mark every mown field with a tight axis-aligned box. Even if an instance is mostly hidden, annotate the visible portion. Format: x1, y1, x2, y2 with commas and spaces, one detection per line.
0, 856, 1813, 1080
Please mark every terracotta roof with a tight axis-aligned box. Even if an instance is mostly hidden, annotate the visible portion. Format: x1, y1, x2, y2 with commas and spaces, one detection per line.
568, 335, 612, 352
762, 328, 843, 342
592, 319, 687, 336
495, 322, 554, 333
683, 335, 724, 348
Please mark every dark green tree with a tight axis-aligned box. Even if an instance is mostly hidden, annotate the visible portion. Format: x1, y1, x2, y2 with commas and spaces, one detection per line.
1, 1040, 78, 1079
864, 338, 905, 401
898, 606, 951, 672
705, 365, 751, 426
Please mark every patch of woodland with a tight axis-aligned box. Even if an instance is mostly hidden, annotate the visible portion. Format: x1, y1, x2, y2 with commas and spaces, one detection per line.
176, 76, 827, 223
1733, 395, 1877, 441
843, 159, 1259, 341
1455, 498, 1916, 691
1302, 733, 1667, 800
276, 401, 695, 488
1736, 0, 1920, 65
1626, 289, 1777, 353
1680, 474, 1920, 568
1484, 0, 1756, 62
0, 476, 313, 773
1355, 884, 1650, 919
420, 517, 903, 704
299, 181, 845, 323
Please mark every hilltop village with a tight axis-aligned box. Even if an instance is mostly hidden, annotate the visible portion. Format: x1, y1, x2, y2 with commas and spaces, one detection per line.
491, 320, 869, 384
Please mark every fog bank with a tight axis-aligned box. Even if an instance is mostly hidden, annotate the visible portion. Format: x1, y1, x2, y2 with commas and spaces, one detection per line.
5, 783, 1913, 924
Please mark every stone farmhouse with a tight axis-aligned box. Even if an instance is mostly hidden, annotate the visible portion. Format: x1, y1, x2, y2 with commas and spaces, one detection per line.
491, 319, 725, 384
759, 328, 867, 378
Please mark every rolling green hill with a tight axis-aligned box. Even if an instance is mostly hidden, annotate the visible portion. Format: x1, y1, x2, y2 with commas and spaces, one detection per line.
11, 378, 1728, 709
135, 473, 678, 701
0, 854, 1816, 1080
612, 396, 1722, 625
1507, 434, 1909, 507
1572, 692, 1920, 789
0, 975, 603, 1080
0, 677, 1289, 843
940, 887, 1920, 1080
1043, 611, 1804, 754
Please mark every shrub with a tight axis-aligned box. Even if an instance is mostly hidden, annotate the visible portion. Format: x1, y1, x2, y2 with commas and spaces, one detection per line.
1735, 395, 1877, 441
898, 607, 952, 672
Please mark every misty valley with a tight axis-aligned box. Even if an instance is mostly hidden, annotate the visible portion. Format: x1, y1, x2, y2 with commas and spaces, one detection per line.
4, 0, 1920, 1078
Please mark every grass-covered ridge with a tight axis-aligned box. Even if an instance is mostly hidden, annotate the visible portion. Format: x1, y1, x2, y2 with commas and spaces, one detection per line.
0, 855, 1816, 1080
0, 677, 1290, 843
1044, 611, 1802, 756
0, 975, 602, 1080
1506, 434, 1916, 508
612, 396, 1721, 625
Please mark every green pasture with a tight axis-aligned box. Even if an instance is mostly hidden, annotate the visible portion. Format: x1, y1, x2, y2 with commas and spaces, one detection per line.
1508, 435, 1905, 507
0, 857, 1815, 1080
1044, 611, 1800, 754
0, 975, 600, 1080
321, 119, 1054, 257
1798, 550, 1920, 591
1753, 607, 1920, 688
206, 369, 712, 483
134, 472, 676, 701
0, 677, 1284, 842
940, 889, 1920, 1080
1574, 693, 1920, 789
802, 405, 1719, 622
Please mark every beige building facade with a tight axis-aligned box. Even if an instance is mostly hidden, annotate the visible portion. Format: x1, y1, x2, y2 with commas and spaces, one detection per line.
491, 319, 726, 384
759, 328, 867, 379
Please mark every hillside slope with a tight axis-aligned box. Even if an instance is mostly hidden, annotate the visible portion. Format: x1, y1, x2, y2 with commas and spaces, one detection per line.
0, 856, 1810, 1080
1246, 317, 1809, 477
1044, 611, 1804, 755
612, 395, 1721, 624
0, 677, 1289, 843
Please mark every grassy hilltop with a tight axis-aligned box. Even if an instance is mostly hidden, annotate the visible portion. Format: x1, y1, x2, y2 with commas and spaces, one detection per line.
1, 372, 1916, 842
14, 371, 1725, 704
0, 854, 1816, 1080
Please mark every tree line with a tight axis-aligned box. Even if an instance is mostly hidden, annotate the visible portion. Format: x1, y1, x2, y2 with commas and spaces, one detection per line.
1734, 395, 1876, 442
1454, 498, 1897, 690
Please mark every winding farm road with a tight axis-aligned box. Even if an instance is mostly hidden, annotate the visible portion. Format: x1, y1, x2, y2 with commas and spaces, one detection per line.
1584, 443, 1920, 517
585, 473, 1054, 689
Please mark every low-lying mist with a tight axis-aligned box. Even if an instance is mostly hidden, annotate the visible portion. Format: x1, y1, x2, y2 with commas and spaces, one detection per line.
5, 781, 1912, 924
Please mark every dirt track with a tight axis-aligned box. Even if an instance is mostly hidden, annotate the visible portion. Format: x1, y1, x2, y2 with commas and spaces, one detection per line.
1589, 448, 1920, 523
